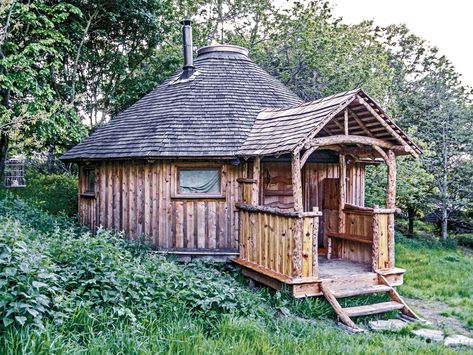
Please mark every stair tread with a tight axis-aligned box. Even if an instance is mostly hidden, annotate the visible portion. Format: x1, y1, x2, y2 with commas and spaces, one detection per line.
332, 284, 392, 298
344, 301, 404, 317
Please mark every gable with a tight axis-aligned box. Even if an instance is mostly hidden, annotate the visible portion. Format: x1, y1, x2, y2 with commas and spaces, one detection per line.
238, 89, 421, 157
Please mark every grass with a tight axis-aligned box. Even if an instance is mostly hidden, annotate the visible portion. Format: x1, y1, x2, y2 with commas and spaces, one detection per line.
0, 196, 471, 354
1, 311, 458, 354
396, 235, 473, 330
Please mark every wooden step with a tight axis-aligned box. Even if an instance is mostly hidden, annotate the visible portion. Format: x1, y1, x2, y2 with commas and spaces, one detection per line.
344, 301, 404, 317
332, 284, 392, 298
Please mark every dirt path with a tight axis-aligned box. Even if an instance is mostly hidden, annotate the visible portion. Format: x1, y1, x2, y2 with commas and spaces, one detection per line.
406, 297, 471, 336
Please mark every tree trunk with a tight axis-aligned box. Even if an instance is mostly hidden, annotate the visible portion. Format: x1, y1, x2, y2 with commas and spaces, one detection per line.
0, 89, 10, 183
0, 1, 14, 184
407, 207, 415, 236
441, 206, 448, 241
46, 145, 55, 174
440, 121, 449, 241
70, 11, 96, 104
0, 133, 9, 183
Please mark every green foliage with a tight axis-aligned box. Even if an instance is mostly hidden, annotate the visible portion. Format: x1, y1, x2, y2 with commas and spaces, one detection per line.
5, 172, 78, 216
453, 234, 473, 249
364, 164, 387, 208
0, 196, 466, 352
379, 24, 473, 239
0, 0, 87, 151
249, 1, 394, 101
365, 155, 435, 212
0, 219, 62, 329
0, 196, 265, 332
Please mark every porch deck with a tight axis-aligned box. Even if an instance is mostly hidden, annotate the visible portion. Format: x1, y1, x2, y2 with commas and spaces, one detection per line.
318, 257, 371, 279
235, 255, 405, 298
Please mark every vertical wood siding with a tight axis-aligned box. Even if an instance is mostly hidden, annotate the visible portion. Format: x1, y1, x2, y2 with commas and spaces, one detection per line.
78, 160, 365, 254
78, 160, 244, 252
303, 162, 365, 210
78, 198, 97, 231
304, 162, 365, 247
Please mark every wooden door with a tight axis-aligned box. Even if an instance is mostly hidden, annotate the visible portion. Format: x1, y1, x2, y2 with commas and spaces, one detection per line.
321, 178, 340, 248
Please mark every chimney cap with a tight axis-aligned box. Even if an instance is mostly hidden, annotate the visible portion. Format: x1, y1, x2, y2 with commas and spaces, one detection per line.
196, 44, 249, 57
180, 19, 192, 26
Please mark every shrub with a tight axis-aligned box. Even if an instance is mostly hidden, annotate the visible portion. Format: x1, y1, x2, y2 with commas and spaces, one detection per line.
0, 196, 266, 331
453, 233, 473, 248
5, 172, 78, 216
0, 218, 63, 329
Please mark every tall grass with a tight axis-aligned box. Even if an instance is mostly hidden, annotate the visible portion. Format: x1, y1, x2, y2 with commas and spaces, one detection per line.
396, 235, 473, 329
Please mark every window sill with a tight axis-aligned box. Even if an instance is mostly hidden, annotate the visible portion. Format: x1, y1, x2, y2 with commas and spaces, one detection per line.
80, 192, 96, 198
172, 194, 225, 200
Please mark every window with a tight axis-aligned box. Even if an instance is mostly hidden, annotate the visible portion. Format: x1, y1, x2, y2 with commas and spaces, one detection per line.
178, 168, 221, 196
84, 168, 96, 194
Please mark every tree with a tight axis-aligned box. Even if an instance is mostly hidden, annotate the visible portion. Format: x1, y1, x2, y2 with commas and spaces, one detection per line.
0, 0, 86, 178
379, 24, 473, 240
396, 154, 435, 236
246, 1, 394, 102
365, 149, 434, 236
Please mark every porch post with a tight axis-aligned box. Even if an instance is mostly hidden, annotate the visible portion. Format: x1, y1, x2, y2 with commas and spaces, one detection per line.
386, 150, 396, 209
338, 154, 346, 234
386, 149, 396, 268
291, 150, 303, 277
291, 150, 303, 212
251, 157, 260, 205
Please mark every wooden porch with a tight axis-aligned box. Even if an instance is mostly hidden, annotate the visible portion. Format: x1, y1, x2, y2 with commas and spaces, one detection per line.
233, 202, 405, 299
233, 91, 422, 329
233, 167, 416, 330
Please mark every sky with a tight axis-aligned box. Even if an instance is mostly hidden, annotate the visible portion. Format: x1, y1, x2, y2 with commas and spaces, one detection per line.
288, 0, 473, 87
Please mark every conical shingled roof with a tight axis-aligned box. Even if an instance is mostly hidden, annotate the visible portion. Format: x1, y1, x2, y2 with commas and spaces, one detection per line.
61, 45, 302, 161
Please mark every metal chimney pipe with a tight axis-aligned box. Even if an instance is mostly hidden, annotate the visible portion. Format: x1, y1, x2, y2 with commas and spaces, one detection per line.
181, 19, 194, 70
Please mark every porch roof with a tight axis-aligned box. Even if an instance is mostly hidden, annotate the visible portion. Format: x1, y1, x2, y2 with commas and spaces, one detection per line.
238, 89, 421, 157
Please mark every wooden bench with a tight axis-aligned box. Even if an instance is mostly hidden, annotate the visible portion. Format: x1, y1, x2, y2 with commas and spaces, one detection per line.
326, 232, 372, 259
327, 232, 373, 245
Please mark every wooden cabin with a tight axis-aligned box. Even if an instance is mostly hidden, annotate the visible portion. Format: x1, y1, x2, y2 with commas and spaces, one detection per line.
62, 21, 422, 329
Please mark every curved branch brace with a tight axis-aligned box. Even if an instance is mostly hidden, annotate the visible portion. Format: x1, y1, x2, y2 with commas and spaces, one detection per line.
372, 145, 389, 162
305, 135, 411, 154
300, 145, 319, 168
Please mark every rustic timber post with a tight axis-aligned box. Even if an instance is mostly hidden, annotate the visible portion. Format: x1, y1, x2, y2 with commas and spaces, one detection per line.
386, 149, 396, 268
237, 179, 256, 204
332, 154, 346, 260
237, 157, 260, 205
252, 157, 260, 205
338, 154, 347, 231
291, 150, 303, 212
371, 208, 380, 270
344, 109, 349, 135
312, 207, 319, 277
291, 150, 303, 277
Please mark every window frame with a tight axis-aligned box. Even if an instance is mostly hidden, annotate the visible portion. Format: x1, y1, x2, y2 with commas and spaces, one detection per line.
173, 164, 225, 199
81, 166, 96, 197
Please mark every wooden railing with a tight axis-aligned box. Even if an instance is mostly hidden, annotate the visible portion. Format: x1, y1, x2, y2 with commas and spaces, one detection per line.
236, 203, 321, 279
327, 204, 394, 270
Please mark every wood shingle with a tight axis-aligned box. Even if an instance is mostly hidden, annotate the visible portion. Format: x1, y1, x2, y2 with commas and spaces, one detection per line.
61, 46, 302, 161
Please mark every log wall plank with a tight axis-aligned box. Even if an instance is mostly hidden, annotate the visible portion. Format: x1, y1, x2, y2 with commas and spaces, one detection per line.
78, 160, 243, 253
